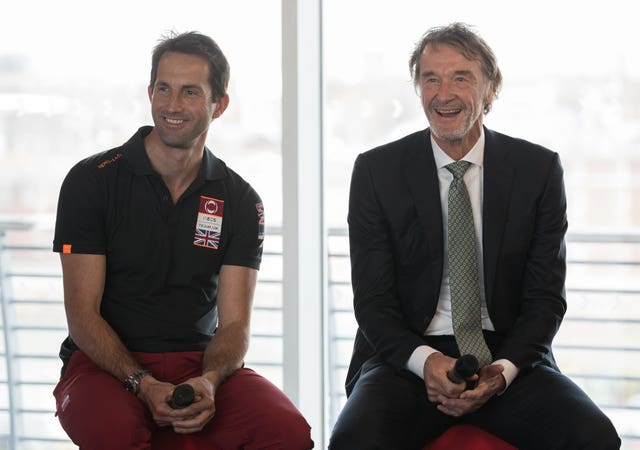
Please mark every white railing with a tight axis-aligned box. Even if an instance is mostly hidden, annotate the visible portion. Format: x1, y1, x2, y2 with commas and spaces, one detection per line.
2, 218, 640, 449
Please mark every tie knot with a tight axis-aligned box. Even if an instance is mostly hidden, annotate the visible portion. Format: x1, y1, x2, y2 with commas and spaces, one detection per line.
446, 160, 471, 180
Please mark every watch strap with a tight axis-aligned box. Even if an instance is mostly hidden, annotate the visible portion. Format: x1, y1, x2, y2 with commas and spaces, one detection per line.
123, 370, 151, 395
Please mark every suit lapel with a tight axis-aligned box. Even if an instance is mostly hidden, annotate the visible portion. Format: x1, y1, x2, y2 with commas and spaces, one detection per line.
403, 129, 444, 293
482, 128, 513, 307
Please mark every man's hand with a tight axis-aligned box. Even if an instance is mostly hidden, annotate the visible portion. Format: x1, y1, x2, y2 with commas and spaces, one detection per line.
423, 352, 469, 402
137, 375, 216, 433
136, 376, 179, 427
166, 376, 216, 434
436, 363, 506, 417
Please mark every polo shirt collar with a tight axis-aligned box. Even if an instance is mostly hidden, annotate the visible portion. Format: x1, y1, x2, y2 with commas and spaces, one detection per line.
201, 147, 227, 181
122, 126, 227, 181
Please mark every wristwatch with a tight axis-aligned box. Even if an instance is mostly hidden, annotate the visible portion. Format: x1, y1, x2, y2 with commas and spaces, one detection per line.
123, 370, 151, 395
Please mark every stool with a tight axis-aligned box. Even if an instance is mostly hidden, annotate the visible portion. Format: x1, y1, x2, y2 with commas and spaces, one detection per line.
423, 424, 517, 450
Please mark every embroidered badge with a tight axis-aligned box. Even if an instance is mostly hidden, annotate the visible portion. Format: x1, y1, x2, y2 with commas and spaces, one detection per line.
256, 202, 265, 239
97, 152, 123, 169
193, 196, 224, 249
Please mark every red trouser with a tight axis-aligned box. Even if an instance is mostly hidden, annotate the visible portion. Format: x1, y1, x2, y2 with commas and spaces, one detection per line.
53, 351, 312, 450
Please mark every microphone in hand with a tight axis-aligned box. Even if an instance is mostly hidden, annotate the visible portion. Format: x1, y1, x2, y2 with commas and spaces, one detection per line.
169, 383, 195, 409
446, 354, 479, 389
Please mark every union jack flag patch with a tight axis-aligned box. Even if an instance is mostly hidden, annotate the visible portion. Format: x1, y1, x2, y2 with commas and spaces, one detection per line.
194, 196, 224, 249
194, 228, 221, 249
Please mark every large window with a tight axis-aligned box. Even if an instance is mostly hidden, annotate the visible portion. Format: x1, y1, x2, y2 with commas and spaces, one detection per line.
0, 0, 282, 224
2, 1, 639, 449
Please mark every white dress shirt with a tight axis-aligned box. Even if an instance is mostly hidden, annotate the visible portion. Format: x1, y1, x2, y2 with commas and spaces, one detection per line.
406, 130, 518, 391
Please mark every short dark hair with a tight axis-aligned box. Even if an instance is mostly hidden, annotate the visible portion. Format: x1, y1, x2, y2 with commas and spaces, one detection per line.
409, 22, 502, 113
150, 31, 230, 102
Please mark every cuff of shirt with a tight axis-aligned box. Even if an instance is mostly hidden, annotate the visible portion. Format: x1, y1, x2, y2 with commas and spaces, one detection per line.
494, 358, 519, 394
407, 347, 520, 391
407, 345, 439, 379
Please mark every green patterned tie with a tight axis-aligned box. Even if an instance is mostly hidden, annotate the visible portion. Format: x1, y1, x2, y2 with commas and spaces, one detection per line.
446, 161, 492, 366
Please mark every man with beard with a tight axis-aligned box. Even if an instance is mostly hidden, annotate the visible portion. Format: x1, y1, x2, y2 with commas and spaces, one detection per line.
329, 23, 620, 450
52, 31, 311, 449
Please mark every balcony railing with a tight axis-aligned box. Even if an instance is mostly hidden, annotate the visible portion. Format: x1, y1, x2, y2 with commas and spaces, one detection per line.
1, 217, 640, 449
326, 227, 640, 449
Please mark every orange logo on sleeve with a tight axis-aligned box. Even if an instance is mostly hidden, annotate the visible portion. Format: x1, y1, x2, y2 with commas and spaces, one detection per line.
62, 244, 72, 254
97, 152, 123, 169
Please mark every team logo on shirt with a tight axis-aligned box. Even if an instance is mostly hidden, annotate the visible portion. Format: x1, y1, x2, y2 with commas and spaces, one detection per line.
97, 152, 123, 169
256, 202, 265, 240
193, 196, 224, 249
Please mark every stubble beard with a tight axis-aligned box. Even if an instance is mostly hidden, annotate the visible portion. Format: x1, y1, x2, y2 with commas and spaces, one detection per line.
153, 112, 209, 150
426, 102, 483, 145
428, 113, 472, 144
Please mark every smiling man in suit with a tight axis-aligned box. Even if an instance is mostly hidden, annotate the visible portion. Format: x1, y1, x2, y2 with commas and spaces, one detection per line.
328, 22, 620, 450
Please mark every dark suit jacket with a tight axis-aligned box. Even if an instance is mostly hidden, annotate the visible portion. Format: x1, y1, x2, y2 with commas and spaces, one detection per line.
345, 126, 568, 395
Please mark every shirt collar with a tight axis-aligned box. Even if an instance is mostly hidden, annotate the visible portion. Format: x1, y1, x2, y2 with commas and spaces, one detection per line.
200, 147, 227, 181
122, 126, 227, 181
122, 126, 154, 175
431, 128, 485, 170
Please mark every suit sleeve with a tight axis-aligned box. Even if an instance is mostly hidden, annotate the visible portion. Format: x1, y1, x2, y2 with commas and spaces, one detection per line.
496, 153, 568, 369
348, 154, 426, 370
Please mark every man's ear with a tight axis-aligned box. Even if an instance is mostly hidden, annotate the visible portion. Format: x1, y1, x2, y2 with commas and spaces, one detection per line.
148, 85, 154, 102
213, 94, 230, 119
483, 84, 495, 114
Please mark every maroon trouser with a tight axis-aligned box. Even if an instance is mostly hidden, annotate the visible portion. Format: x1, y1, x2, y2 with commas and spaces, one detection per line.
53, 351, 312, 450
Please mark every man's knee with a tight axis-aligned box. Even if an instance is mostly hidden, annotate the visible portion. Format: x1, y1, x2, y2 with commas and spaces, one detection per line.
575, 413, 621, 450
56, 381, 152, 448
329, 413, 400, 450
329, 429, 405, 450
253, 402, 312, 450
329, 428, 373, 450
214, 368, 312, 449
62, 409, 152, 450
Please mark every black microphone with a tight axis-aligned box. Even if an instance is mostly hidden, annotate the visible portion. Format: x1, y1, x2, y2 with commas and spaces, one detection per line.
446, 354, 479, 388
169, 383, 195, 409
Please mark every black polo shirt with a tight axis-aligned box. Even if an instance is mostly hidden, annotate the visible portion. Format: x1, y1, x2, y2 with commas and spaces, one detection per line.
53, 126, 264, 362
